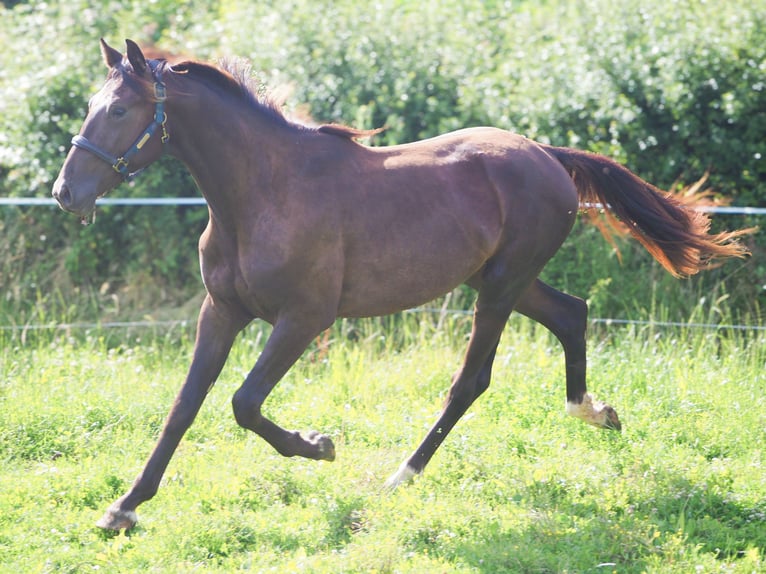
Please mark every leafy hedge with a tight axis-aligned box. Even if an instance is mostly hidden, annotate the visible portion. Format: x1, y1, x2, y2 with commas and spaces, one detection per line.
1, 0, 764, 323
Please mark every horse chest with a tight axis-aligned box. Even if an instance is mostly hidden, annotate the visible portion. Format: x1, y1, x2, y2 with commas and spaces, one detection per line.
198, 233, 263, 312
198, 262, 278, 324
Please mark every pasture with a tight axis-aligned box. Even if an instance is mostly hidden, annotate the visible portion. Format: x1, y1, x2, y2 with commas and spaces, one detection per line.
1, 312, 764, 573
2, 1, 764, 571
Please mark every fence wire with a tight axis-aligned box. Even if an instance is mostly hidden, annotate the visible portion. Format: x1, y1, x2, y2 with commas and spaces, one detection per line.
2, 313, 764, 333
2, 197, 763, 333
3, 196, 766, 215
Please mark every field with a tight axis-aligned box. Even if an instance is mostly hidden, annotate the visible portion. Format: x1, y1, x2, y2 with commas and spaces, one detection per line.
1, 312, 764, 573
2, 1, 764, 571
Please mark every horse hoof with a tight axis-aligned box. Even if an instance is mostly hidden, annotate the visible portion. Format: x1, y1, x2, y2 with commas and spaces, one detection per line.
96, 506, 138, 531
384, 461, 418, 491
567, 393, 622, 431
303, 430, 336, 461
601, 405, 622, 431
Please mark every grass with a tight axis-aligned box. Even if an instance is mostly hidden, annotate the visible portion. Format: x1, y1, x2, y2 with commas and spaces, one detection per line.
0, 312, 764, 573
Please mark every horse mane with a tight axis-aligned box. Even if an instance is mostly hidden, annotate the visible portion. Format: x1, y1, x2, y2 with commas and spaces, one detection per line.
169, 59, 289, 126
167, 59, 381, 140
317, 123, 385, 139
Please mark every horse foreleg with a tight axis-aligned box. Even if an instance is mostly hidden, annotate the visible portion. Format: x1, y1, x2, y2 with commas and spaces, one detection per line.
97, 296, 245, 530
515, 279, 621, 430
231, 315, 336, 461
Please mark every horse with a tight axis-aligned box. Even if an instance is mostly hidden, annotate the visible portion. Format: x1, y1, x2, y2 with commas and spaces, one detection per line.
52, 39, 748, 531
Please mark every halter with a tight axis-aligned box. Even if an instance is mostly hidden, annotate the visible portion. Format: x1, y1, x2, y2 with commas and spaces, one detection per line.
71, 62, 169, 181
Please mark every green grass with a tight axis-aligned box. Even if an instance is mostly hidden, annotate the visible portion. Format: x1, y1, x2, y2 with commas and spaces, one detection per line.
1, 315, 764, 573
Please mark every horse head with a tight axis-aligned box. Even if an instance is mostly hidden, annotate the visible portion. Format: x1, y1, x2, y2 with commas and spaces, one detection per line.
52, 39, 168, 219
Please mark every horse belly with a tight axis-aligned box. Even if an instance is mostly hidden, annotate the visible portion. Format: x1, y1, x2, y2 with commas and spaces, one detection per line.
336, 223, 493, 318
337, 264, 480, 318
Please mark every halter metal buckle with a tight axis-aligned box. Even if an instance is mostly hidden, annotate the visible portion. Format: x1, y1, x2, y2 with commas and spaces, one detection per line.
113, 157, 129, 174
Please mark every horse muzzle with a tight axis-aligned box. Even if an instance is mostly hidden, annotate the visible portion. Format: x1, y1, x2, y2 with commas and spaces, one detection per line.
51, 177, 96, 218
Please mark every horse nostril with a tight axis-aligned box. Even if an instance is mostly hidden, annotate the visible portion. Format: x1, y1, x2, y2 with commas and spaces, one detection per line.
53, 182, 72, 208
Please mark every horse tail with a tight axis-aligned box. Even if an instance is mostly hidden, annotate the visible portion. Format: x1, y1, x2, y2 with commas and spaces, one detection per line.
541, 144, 751, 277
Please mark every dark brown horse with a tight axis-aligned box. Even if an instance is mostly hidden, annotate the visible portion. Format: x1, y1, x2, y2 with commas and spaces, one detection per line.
52, 40, 748, 530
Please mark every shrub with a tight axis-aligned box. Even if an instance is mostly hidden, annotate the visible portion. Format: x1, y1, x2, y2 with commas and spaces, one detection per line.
0, 0, 763, 322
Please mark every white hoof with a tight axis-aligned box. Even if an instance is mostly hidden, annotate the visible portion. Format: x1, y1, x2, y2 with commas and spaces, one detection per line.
96, 506, 138, 531
384, 461, 418, 491
567, 393, 621, 430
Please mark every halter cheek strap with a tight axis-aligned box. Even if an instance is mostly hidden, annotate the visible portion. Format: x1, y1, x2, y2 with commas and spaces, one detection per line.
71, 65, 169, 181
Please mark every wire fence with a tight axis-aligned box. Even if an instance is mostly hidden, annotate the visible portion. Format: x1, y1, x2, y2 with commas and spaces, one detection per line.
0, 197, 207, 206
2, 313, 765, 334
2, 196, 764, 333
3, 196, 766, 215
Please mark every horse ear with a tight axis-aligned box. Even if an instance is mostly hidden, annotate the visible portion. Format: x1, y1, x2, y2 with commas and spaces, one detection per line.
125, 39, 148, 76
100, 38, 123, 68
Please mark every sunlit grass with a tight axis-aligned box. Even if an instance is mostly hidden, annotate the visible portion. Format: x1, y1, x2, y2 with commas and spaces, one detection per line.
1, 315, 764, 573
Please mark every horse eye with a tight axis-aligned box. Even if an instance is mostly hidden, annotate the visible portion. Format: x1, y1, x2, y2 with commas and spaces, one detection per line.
110, 106, 127, 118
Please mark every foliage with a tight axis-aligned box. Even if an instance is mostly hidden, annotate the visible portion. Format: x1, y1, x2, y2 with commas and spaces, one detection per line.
1, 317, 764, 572
0, 0, 764, 324
2, 4, 764, 570
0, 1, 207, 324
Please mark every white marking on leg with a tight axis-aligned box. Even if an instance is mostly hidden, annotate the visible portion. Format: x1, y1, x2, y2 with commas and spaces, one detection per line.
384, 460, 418, 490
567, 393, 620, 429
567, 393, 597, 421
96, 507, 138, 531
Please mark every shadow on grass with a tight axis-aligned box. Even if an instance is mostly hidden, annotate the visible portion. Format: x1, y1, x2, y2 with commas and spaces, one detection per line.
412, 473, 765, 573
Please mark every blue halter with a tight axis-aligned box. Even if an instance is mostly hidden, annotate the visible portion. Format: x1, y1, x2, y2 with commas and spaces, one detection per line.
71, 63, 169, 181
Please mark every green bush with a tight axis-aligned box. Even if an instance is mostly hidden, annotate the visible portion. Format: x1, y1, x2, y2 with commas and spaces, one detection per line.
1, 0, 763, 324
0, 1, 206, 322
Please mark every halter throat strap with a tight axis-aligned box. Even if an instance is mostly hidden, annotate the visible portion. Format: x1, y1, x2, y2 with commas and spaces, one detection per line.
71, 63, 169, 181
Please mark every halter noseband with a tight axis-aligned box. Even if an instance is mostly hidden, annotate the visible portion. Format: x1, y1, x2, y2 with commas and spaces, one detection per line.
71, 62, 169, 181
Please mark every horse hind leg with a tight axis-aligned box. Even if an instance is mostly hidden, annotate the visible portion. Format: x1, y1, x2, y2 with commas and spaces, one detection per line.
515, 279, 621, 430
385, 264, 531, 489
385, 343, 499, 488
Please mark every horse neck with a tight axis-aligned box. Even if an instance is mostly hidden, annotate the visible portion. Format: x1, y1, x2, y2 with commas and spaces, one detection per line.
165, 84, 290, 228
